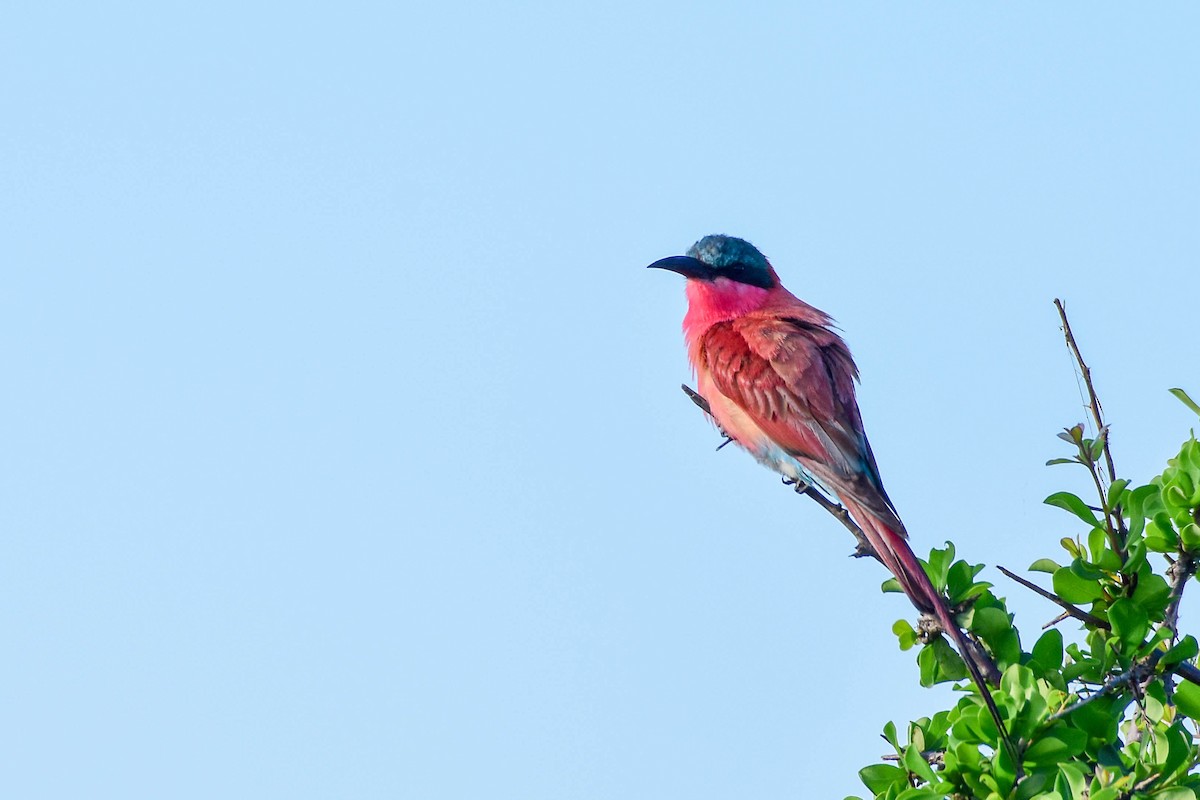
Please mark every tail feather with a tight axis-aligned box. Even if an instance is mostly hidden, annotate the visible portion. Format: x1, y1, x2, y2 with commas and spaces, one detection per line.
840, 498, 1015, 761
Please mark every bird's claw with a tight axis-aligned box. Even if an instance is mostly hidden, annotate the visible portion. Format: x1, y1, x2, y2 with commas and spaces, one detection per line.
782, 476, 811, 494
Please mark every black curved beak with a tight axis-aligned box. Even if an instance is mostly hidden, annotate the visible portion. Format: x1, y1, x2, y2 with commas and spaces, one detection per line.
646, 255, 714, 281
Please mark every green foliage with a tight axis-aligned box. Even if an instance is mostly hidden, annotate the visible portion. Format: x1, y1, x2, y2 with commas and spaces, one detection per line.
862, 389, 1200, 800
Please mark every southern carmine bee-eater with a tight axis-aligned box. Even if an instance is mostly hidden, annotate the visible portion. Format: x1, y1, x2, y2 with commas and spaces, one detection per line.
649, 234, 1010, 744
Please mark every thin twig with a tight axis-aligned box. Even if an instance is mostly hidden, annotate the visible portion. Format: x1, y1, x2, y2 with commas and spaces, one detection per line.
1054, 299, 1129, 557
997, 565, 1111, 630
881, 750, 945, 767
1043, 611, 1071, 630
1054, 299, 1117, 485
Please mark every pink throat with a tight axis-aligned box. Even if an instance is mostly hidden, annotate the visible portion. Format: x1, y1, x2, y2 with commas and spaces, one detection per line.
682, 278, 772, 343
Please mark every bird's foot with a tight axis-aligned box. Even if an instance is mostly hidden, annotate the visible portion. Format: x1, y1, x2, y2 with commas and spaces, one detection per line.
782, 476, 811, 494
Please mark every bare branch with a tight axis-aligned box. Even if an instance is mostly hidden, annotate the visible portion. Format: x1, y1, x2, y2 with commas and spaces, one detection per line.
997, 566, 1111, 630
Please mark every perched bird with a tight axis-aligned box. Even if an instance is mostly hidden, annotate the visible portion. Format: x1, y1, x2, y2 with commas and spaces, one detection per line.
648, 234, 1007, 728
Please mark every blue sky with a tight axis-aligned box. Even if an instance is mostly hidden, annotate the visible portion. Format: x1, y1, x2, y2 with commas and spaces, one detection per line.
3, 4, 1198, 798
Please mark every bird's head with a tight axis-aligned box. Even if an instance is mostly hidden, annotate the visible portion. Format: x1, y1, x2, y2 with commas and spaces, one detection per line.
646, 234, 778, 290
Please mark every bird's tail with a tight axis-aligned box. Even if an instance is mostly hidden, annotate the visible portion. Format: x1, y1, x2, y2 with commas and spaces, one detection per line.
841, 499, 1017, 764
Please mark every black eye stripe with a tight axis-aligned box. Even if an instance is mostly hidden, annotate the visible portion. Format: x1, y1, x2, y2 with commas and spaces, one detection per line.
714, 260, 774, 289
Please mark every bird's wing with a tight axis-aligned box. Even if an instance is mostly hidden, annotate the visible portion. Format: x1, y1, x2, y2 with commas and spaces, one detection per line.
699, 314, 904, 532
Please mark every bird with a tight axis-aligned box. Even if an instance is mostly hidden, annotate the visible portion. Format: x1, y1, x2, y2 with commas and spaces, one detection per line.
648, 234, 1010, 742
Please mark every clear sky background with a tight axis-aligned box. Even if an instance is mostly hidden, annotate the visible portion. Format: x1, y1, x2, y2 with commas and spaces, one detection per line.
3, 4, 1198, 799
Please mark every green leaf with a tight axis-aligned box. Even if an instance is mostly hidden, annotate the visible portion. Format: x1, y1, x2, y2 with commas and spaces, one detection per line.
1045, 491, 1100, 525
881, 577, 903, 594
1088, 526, 1108, 564
1122, 538, 1147, 572
1126, 484, 1157, 538
1108, 598, 1149, 650
1095, 545, 1122, 572
1052, 567, 1105, 604
1166, 469, 1197, 511
903, 745, 936, 784
1029, 558, 1062, 574
1184, 439, 1200, 478
893, 619, 918, 651
946, 559, 989, 604
1047, 457, 1077, 466
1032, 628, 1064, 671
1056, 763, 1087, 800
928, 635, 967, 682
895, 788, 944, 800
1162, 722, 1190, 780
1162, 635, 1199, 668
1060, 424, 1085, 444
970, 607, 1021, 666
882, 720, 899, 750
1029, 792, 1062, 800
1171, 387, 1200, 418
1181, 522, 1200, 551
1150, 789, 1196, 800
952, 740, 982, 772
1069, 694, 1123, 740
909, 722, 926, 753
859, 763, 907, 795
917, 643, 937, 687
950, 704, 989, 744
1146, 516, 1178, 552
1173, 680, 1200, 721
925, 544, 954, 590
1131, 571, 1171, 613
971, 606, 1011, 639
1023, 728, 1087, 766
991, 735, 1018, 796
1107, 478, 1129, 506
